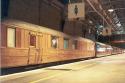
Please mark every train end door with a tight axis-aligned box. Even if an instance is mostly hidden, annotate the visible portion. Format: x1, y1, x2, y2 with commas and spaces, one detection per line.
28, 32, 43, 65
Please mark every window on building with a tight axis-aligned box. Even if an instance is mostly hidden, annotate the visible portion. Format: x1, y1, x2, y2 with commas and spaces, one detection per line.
7, 28, 16, 47
30, 34, 36, 46
51, 36, 58, 48
72, 40, 77, 49
64, 38, 69, 49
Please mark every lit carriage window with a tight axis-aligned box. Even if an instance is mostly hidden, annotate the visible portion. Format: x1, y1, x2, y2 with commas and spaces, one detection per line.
51, 36, 58, 48
7, 28, 16, 47
30, 35, 36, 46
64, 38, 69, 49
72, 40, 77, 49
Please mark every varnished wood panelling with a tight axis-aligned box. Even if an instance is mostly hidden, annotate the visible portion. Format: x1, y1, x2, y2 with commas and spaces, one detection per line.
21, 29, 25, 47
1, 56, 28, 68
24, 30, 29, 48
58, 37, 63, 49
43, 34, 48, 49
1, 48, 28, 57
37, 33, 43, 63
29, 48, 37, 56
47, 34, 51, 49
28, 56, 36, 65
16, 28, 21, 47
1, 24, 7, 47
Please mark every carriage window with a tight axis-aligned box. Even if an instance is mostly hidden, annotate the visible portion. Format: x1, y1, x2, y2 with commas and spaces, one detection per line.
64, 38, 69, 49
7, 28, 16, 47
72, 40, 77, 49
51, 36, 58, 48
30, 35, 36, 46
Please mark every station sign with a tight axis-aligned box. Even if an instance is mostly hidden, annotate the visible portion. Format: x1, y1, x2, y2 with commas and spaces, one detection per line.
68, 2, 85, 20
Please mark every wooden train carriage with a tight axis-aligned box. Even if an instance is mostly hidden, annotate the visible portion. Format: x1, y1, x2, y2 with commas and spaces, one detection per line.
1, 19, 95, 68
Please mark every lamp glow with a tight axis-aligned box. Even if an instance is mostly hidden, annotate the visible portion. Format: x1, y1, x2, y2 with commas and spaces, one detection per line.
108, 9, 114, 12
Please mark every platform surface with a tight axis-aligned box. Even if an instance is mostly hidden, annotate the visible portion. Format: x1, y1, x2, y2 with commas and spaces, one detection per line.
1, 53, 125, 83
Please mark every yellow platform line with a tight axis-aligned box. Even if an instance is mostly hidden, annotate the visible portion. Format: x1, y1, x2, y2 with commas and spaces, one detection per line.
30, 63, 97, 83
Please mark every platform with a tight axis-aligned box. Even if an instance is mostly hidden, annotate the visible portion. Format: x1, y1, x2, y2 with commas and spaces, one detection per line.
1, 53, 125, 83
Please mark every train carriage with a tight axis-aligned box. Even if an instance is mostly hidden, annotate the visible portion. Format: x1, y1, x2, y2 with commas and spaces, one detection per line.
96, 42, 124, 57
1, 19, 95, 68
96, 42, 113, 57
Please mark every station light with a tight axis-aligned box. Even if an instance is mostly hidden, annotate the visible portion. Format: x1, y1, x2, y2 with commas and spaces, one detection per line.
99, 25, 103, 28
89, 20, 93, 24
108, 9, 114, 12
116, 23, 121, 27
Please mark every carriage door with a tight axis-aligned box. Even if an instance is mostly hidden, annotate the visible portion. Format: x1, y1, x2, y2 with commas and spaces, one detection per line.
28, 32, 42, 65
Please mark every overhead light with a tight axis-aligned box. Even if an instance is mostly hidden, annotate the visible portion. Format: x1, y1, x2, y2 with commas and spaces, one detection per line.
108, 9, 114, 12
89, 20, 93, 24
117, 23, 121, 27
99, 25, 103, 28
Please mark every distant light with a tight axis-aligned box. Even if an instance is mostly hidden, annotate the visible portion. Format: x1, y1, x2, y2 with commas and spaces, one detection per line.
108, 9, 114, 12
99, 25, 103, 28
117, 23, 121, 27
89, 20, 93, 24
